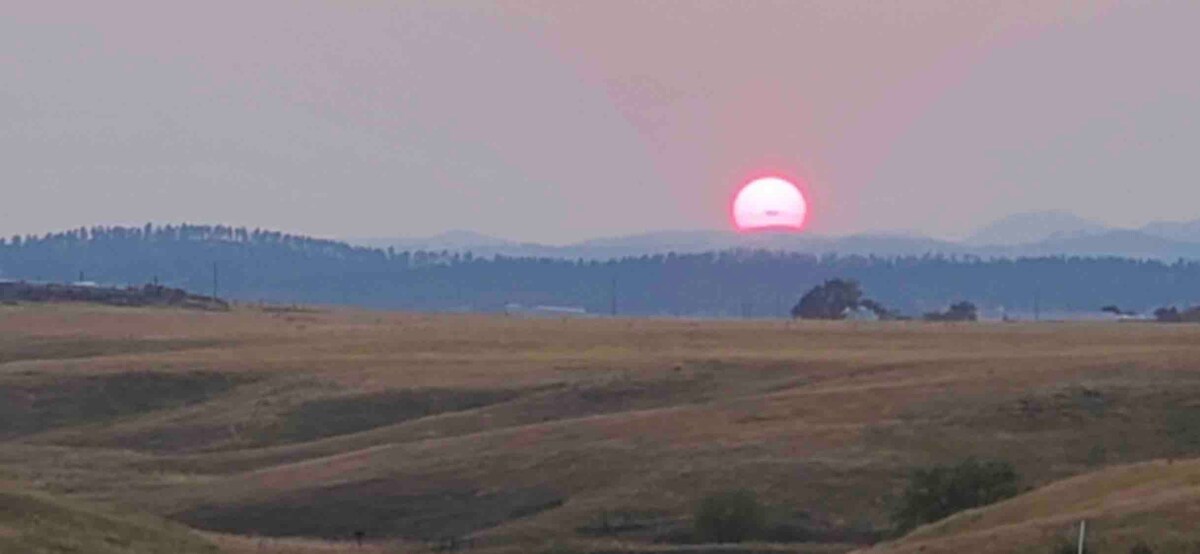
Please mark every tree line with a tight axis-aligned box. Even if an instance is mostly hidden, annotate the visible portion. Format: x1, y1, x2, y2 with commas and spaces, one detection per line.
2, 224, 1199, 317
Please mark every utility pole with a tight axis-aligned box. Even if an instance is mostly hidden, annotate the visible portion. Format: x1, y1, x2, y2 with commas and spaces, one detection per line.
212, 262, 219, 300
610, 275, 618, 317
1034, 289, 1041, 322
1077, 520, 1087, 554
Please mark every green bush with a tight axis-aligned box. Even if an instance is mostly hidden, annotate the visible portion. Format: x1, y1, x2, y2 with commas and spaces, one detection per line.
890, 457, 1019, 534
694, 489, 766, 544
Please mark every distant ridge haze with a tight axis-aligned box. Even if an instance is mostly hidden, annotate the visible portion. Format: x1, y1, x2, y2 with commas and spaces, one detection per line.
348, 211, 1200, 260
965, 210, 1110, 246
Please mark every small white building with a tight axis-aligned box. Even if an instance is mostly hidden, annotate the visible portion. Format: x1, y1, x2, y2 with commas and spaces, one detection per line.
504, 303, 590, 318
843, 306, 880, 321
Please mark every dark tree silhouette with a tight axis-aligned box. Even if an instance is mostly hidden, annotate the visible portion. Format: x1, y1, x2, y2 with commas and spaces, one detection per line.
1154, 306, 1200, 323
791, 279, 864, 320
3, 224, 1200, 317
1155, 307, 1182, 322
924, 301, 978, 322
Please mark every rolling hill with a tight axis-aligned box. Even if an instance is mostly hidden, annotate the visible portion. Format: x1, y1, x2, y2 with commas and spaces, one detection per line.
858, 458, 1200, 553
5, 304, 1200, 552
0, 482, 216, 554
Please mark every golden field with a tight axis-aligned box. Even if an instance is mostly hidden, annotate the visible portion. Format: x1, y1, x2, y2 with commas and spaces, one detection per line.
3, 303, 1200, 553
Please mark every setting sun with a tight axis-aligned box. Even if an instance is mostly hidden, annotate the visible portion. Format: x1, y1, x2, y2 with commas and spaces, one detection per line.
732, 176, 808, 231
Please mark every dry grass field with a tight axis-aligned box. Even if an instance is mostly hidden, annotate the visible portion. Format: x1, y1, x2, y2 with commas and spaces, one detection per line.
3, 303, 1200, 553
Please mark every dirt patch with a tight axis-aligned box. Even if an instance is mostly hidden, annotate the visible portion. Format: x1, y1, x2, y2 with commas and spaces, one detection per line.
257, 388, 519, 445
0, 371, 246, 438
176, 479, 564, 540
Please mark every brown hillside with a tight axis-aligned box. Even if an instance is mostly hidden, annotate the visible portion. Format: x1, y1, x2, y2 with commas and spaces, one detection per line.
856, 458, 1200, 553
2, 303, 1200, 552
0, 481, 216, 554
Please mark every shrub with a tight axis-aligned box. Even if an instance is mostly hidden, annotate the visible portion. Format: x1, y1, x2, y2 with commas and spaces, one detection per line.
1165, 406, 1200, 452
538, 542, 580, 554
1045, 534, 1091, 554
1128, 542, 1154, 554
890, 457, 1019, 534
1048, 538, 1076, 554
694, 489, 766, 544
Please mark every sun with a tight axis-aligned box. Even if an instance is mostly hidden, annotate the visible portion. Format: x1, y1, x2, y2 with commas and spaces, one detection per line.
732, 176, 808, 232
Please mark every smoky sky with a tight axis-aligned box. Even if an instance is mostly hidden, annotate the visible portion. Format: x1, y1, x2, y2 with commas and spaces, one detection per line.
3, 1, 1198, 243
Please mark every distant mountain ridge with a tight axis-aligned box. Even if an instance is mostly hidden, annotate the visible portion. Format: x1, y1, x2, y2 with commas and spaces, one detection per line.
965, 210, 1109, 246
965, 210, 1200, 247
1141, 219, 1200, 243
350, 213, 1200, 261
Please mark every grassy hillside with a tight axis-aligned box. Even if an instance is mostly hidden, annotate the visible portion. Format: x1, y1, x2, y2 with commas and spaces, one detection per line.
3, 303, 1200, 552
857, 458, 1200, 553
0, 482, 216, 554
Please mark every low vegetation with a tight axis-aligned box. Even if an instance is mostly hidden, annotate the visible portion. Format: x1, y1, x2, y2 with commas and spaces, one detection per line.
0, 371, 244, 439
693, 490, 767, 544
890, 458, 1018, 534
177, 483, 564, 541
0, 281, 228, 310
259, 388, 518, 444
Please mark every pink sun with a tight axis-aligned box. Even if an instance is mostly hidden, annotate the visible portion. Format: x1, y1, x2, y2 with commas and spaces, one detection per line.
732, 176, 808, 232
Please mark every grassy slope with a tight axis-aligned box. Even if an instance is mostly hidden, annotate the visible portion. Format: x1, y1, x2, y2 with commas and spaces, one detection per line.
4, 304, 1200, 552
0, 482, 216, 554
857, 458, 1200, 553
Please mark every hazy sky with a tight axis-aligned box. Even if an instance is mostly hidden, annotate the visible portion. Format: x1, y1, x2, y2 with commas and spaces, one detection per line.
4, 1, 1198, 243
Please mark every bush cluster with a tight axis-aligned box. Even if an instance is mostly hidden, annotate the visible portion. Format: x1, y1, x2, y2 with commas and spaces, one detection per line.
890, 457, 1019, 533
693, 489, 766, 543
